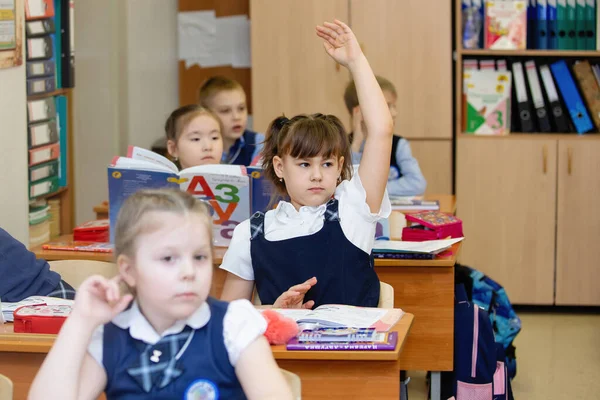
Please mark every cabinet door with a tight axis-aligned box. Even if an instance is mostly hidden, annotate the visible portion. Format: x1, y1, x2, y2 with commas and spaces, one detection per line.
409, 139, 453, 194
556, 139, 600, 305
250, 0, 350, 133
456, 138, 557, 305
350, 0, 452, 139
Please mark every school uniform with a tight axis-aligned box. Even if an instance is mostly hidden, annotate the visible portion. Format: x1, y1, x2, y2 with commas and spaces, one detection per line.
222, 130, 264, 166
0, 228, 75, 302
351, 134, 427, 196
88, 297, 266, 400
220, 171, 392, 308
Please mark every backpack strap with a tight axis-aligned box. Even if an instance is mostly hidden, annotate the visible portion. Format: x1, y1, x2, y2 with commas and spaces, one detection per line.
324, 198, 340, 222
249, 211, 265, 240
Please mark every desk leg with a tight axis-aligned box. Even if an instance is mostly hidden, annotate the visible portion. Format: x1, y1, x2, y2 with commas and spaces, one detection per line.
430, 371, 441, 400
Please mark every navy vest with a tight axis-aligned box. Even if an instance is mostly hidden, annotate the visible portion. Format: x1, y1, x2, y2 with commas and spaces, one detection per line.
227, 130, 261, 166
102, 297, 246, 400
250, 199, 380, 308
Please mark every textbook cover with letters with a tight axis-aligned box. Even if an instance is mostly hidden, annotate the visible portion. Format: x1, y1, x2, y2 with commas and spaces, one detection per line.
108, 146, 250, 246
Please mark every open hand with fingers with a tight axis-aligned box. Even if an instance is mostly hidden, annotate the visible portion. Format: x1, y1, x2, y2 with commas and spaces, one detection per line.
316, 19, 364, 68
71, 275, 133, 328
273, 277, 318, 309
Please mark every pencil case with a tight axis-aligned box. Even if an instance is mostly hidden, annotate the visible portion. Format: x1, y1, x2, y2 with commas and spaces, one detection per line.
402, 211, 463, 241
13, 304, 72, 334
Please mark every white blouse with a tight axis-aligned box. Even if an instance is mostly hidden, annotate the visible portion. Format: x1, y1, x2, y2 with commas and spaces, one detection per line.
220, 171, 392, 281
88, 299, 266, 367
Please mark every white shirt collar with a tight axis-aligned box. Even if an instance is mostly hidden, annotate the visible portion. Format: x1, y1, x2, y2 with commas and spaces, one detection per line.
274, 200, 328, 223
112, 300, 211, 345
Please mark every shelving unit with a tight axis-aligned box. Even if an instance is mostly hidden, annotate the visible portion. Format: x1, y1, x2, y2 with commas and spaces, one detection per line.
453, 1, 600, 306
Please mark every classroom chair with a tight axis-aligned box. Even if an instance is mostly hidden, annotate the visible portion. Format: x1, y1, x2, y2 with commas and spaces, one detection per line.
252, 281, 395, 308
48, 260, 118, 290
280, 369, 302, 400
0, 374, 13, 400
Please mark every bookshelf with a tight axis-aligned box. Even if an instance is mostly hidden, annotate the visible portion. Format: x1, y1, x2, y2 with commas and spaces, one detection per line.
453, 1, 600, 306
25, 0, 75, 247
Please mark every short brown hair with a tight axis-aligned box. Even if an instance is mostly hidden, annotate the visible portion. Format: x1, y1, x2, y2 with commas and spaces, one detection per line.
164, 104, 223, 142
261, 114, 353, 196
198, 76, 244, 108
343, 75, 397, 114
114, 189, 213, 259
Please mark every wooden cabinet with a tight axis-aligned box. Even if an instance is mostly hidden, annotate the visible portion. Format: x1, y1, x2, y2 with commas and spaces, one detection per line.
457, 137, 557, 305
556, 139, 600, 305
250, 0, 350, 133
410, 140, 453, 194
350, 0, 452, 139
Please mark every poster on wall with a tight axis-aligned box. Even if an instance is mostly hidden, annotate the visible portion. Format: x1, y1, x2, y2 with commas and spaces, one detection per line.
0, 0, 22, 68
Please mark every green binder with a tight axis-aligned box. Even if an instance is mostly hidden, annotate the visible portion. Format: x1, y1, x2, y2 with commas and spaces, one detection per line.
576, 0, 587, 49
585, 0, 596, 50
567, 0, 578, 49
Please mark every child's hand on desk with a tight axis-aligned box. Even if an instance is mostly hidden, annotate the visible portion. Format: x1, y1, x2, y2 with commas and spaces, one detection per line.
316, 19, 363, 68
273, 277, 317, 309
71, 275, 133, 328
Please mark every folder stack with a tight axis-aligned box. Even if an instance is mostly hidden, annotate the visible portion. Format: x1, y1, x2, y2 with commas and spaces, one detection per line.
28, 200, 51, 248
48, 198, 61, 238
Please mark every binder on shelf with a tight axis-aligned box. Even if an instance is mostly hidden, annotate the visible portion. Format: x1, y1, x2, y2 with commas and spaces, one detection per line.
26, 76, 56, 96
566, 0, 577, 49
525, 61, 553, 132
25, 18, 55, 36
27, 97, 56, 124
550, 60, 594, 133
576, 0, 587, 49
55, 95, 68, 187
28, 120, 58, 149
28, 142, 60, 167
584, 0, 596, 50
54, 0, 62, 88
539, 64, 571, 132
29, 160, 59, 184
60, 0, 74, 88
479, 59, 495, 70
528, 0, 539, 49
29, 176, 60, 199
26, 58, 56, 79
512, 61, 536, 132
25, 0, 55, 21
548, 0, 559, 49
571, 60, 600, 130
537, 0, 549, 49
557, 0, 570, 49
26, 36, 53, 61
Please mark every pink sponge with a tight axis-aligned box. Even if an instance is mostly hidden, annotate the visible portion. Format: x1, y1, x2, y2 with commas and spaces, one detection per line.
262, 309, 300, 345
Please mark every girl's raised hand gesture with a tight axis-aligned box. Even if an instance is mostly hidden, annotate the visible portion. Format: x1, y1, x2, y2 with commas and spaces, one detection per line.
316, 19, 364, 68
71, 275, 133, 328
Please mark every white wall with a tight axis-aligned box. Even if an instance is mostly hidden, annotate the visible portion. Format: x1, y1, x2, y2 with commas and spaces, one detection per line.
74, 0, 178, 224
0, 51, 28, 243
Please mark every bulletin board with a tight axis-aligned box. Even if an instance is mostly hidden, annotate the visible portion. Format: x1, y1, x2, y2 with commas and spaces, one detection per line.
0, 0, 23, 69
178, 0, 252, 114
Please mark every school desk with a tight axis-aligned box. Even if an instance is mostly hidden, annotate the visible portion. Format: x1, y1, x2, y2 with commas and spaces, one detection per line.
92, 194, 457, 220
0, 314, 414, 400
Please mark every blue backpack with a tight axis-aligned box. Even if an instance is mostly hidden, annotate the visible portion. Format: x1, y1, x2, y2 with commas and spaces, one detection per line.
440, 284, 514, 400
456, 264, 522, 380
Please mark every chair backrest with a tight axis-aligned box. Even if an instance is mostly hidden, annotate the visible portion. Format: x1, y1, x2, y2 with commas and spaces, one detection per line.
49, 260, 119, 290
0, 374, 13, 400
280, 369, 301, 400
252, 281, 395, 308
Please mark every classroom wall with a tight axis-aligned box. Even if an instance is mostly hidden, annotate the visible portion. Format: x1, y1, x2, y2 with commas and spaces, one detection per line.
74, 0, 178, 224
0, 58, 28, 243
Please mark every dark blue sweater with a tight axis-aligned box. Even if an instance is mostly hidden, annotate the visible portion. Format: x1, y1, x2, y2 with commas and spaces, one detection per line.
0, 228, 60, 302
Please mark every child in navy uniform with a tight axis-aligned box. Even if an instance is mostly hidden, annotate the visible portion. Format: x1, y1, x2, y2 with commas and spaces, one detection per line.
29, 190, 292, 400
220, 20, 393, 309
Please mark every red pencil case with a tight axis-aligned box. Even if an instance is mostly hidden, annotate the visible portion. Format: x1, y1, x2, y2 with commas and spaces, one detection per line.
13, 304, 72, 334
402, 211, 463, 242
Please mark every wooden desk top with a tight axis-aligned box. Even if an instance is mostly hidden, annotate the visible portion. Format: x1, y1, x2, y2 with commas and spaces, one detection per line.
92, 194, 457, 217
33, 235, 460, 269
0, 313, 413, 361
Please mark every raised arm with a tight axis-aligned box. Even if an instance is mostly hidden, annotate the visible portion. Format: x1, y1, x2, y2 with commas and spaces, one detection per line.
316, 20, 393, 212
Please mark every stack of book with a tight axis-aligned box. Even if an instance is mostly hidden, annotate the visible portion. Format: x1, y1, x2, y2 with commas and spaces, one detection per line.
28, 201, 51, 248
48, 197, 61, 237
372, 237, 464, 260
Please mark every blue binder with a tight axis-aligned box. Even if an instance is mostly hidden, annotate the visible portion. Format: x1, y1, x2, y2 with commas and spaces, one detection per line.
55, 95, 68, 186
537, 0, 549, 49
550, 60, 594, 134
548, 0, 559, 48
54, 0, 62, 88
528, 0, 539, 49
